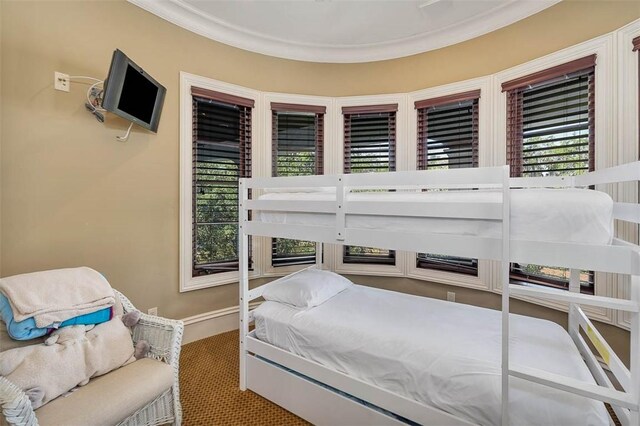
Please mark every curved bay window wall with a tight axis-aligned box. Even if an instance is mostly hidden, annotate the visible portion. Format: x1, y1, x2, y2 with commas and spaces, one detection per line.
179, 21, 640, 328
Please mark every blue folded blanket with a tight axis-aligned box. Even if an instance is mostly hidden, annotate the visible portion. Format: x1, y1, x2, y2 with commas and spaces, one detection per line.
0, 294, 113, 340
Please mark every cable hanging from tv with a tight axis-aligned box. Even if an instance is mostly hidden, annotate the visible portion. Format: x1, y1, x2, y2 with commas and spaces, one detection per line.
69, 76, 132, 141
69, 76, 107, 123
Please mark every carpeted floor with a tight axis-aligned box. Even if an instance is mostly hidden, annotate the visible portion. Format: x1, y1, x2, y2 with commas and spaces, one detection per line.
179, 330, 308, 425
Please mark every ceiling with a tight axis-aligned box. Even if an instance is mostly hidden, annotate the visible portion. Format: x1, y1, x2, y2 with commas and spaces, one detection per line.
129, 0, 560, 63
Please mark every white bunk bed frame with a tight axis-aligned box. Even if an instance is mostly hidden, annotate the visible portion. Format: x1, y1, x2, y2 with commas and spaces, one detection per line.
238, 163, 640, 426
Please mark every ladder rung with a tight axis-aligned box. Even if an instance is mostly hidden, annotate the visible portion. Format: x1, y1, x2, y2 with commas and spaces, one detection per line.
509, 365, 638, 410
508, 284, 639, 312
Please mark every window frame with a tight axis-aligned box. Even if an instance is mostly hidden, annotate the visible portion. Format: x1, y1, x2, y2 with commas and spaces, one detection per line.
180, 72, 262, 292
493, 34, 615, 323
415, 90, 481, 277
406, 78, 493, 291
343, 104, 398, 267
504, 58, 596, 295
261, 93, 333, 277
270, 104, 325, 269
333, 95, 407, 278
615, 20, 640, 331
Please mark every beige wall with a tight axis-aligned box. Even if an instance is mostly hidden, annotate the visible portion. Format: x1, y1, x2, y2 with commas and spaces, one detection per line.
1, 0, 638, 327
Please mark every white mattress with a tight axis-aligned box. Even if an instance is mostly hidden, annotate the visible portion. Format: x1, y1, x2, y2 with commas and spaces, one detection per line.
258, 189, 614, 245
254, 285, 608, 426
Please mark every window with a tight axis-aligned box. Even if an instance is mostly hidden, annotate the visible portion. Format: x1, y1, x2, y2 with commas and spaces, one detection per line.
271, 103, 325, 267
342, 104, 397, 265
503, 55, 596, 294
191, 87, 253, 276
415, 91, 480, 276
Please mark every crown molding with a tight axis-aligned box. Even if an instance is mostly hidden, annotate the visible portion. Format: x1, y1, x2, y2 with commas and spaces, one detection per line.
128, 0, 560, 63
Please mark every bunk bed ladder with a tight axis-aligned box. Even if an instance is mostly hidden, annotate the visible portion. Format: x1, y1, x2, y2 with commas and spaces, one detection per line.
504, 161, 640, 425
506, 272, 640, 425
570, 269, 637, 425
501, 165, 511, 426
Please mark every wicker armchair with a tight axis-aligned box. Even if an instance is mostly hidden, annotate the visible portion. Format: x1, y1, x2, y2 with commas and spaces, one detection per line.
0, 290, 183, 426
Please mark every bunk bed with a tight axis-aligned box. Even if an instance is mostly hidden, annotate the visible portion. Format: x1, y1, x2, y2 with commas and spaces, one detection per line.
237, 163, 640, 426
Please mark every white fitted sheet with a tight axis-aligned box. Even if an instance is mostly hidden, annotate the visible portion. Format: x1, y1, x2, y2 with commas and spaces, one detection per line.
258, 188, 614, 245
254, 285, 608, 426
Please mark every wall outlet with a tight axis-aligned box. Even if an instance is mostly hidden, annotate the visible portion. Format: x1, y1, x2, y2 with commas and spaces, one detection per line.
148, 307, 158, 316
54, 72, 70, 92
447, 292, 455, 302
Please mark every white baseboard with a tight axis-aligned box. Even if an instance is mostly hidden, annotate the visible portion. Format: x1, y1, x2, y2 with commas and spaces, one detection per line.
181, 302, 260, 345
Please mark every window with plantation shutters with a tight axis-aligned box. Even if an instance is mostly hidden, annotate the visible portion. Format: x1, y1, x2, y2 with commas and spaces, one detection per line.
503, 56, 596, 294
271, 103, 325, 267
342, 104, 397, 265
191, 87, 253, 276
415, 91, 480, 276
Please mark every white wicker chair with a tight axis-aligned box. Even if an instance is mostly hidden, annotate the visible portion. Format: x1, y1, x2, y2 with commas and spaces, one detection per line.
0, 290, 183, 426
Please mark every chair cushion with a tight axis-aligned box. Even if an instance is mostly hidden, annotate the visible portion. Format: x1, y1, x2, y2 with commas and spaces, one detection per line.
35, 358, 174, 426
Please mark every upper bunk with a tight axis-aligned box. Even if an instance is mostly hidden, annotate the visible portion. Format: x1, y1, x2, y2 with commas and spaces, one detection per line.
239, 162, 640, 278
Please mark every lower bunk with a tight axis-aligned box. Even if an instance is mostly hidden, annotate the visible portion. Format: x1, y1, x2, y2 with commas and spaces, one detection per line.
245, 274, 610, 426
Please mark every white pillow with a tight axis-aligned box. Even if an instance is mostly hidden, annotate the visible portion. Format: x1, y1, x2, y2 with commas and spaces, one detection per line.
262, 269, 352, 308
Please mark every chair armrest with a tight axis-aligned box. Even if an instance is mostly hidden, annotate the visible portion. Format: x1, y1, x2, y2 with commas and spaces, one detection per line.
132, 313, 184, 367
0, 376, 38, 426
113, 290, 184, 367
115, 290, 184, 425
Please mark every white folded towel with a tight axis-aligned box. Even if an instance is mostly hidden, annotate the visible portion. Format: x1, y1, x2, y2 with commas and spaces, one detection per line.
0, 267, 115, 328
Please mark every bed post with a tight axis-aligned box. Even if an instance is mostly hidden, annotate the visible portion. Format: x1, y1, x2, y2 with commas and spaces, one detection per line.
631, 273, 640, 425
567, 269, 581, 340
501, 165, 511, 426
239, 178, 249, 391
316, 242, 322, 269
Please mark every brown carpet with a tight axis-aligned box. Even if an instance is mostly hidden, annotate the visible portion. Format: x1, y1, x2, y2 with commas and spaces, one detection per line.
179, 330, 308, 426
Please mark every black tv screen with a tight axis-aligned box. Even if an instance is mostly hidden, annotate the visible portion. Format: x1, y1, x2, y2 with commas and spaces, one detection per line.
102, 49, 166, 133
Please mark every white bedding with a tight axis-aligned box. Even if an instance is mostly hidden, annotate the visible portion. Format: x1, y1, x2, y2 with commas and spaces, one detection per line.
254, 285, 608, 426
259, 188, 614, 245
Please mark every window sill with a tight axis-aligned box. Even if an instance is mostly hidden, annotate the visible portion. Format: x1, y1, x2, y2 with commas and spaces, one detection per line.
406, 260, 489, 291
180, 269, 260, 292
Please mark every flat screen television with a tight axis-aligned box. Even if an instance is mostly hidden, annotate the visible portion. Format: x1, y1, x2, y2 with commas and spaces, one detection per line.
102, 49, 166, 133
